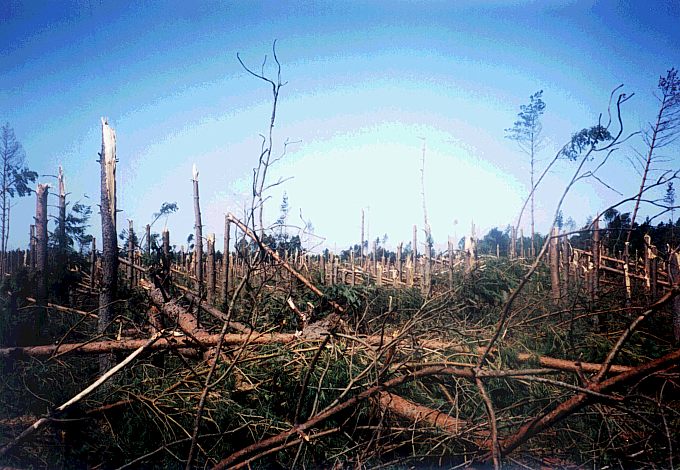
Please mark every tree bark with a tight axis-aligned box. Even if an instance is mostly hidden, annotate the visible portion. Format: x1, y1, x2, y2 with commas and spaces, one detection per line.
670, 252, 680, 344
145, 223, 151, 260
35, 183, 49, 335
206, 233, 215, 305
89, 237, 96, 294
127, 219, 135, 288
192, 165, 203, 298
29, 224, 36, 269
99, 118, 118, 371
549, 226, 560, 304
222, 216, 230, 307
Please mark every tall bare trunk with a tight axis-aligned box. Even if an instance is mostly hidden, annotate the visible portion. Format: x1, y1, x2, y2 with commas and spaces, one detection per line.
360, 208, 364, 261
192, 165, 203, 298
35, 183, 49, 335
29, 224, 36, 269
89, 237, 96, 295
420, 139, 432, 296
99, 118, 118, 371
549, 227, 560, 305
127, 220, 135, 288
162, 228, 170, 291
145, 224, 151, 260
207, 233, 215, 305
222, 216, 230, 309
530, 142, 535, 258
55, 167, 68, 301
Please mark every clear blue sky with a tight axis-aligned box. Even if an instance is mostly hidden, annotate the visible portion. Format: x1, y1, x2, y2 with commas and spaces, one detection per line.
1, 1, 679, 252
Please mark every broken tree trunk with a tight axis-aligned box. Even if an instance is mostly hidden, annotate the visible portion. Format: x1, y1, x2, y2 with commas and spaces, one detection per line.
623, 241, 632, 307
592, 216, 600, 306
670, 252, 680, 344
549, 226, 560, 305
29, 224, 36, 269
35, 183, 49, 335
145, 223, 151, 260
128, 219, 135, 288
494, 345, 680, 462
227, 213, 345, 314
0, 333, 161, 458
206, 233, 216, 305
510, 226, 517, 259
412, 224, 418, 277
99, 118, 118, 371
378, 391, 475, 437
192, 164, 203, 299
89, 237, 96, 294
57, 166, 67, 300
161, 228, 170, 290
360, 208, 365, 261
222, 215, 230, 308
561, 233, 570, 299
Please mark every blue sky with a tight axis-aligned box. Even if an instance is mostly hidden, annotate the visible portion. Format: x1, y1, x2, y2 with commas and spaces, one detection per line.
1, 0, 679, 252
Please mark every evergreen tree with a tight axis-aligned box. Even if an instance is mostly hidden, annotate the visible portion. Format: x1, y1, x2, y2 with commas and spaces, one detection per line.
0, 123, 38, 275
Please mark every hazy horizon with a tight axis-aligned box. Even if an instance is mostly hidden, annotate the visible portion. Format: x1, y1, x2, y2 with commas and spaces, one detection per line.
2, 1, 679, 252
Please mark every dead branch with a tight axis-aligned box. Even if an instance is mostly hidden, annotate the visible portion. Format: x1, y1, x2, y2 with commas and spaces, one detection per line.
493, 346, 680, 462
227, 213, 345, 314
0, 333, 162, 457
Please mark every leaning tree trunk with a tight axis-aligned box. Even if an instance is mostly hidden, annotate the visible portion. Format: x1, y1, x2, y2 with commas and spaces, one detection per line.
192, 164, 203, 299
35, 183, 49, 337
99, 118, 118, 371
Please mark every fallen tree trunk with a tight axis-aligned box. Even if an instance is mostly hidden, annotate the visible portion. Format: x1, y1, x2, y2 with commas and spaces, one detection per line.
494, 346, 680, 462
378, 391, 471, 435
148, 288, 199, 333
0, 334, 641, 376
0, 333, 161, 457
227, 213, 346, 314
176, 286, 251, 333
0, 332, 302, 358
213, 364, 477, 469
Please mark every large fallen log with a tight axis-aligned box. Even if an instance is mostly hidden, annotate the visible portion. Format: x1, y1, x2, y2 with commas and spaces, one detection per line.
0, 333, 637, 377
148, 287, 198, 333
0, 333, 161, 457
494, 346, 680, 462
377, 391, 470, 435
174, 285, 251, 333
0, 332, 302, 358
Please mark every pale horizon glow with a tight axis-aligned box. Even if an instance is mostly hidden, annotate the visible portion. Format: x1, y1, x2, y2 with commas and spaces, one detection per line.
1, 1, 679, 253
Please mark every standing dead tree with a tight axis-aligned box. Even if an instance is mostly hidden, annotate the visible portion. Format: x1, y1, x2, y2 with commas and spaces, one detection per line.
237, 40, 289, 238
420, 137, 432, 296
186, 41, 293, 469
34, 183, 49, 335
98, 118, 118, 371
222, 215, 230, 308
192, 164, 204, 300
